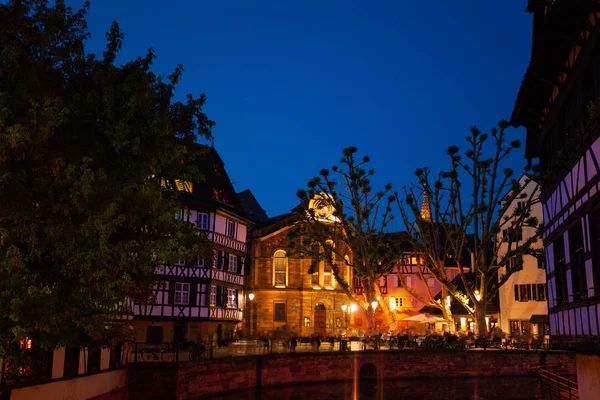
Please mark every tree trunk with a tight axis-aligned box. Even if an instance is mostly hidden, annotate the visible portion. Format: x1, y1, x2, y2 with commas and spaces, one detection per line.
364, 278, 377, 334
440, 287, 455, 333
475, 304, 488, 336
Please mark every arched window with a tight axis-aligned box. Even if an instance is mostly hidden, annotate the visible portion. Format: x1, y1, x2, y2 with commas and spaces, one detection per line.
273, 250, 288, 287
343, 255, 351, 284
323, 240, 335, 288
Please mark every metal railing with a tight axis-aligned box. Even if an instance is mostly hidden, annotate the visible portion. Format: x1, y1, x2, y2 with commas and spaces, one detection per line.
128, 335, 551, 364
537, 368, 579, 400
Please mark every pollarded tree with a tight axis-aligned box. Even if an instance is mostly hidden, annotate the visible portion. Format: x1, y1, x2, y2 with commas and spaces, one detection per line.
289, 147, 398, 332
397, 121, 544, 336
0, 0, 213, 382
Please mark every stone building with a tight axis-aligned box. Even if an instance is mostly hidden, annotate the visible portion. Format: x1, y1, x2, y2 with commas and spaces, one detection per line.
246, 212, 354, 337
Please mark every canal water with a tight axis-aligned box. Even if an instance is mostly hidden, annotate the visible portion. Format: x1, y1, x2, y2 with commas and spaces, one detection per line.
205, 376, 542, 400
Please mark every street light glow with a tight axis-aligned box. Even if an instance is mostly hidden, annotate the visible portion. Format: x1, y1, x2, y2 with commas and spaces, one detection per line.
350, 303, 357, 313
248, 292, 255, 301
371, 300, 378, 310
341, 303, 348, 312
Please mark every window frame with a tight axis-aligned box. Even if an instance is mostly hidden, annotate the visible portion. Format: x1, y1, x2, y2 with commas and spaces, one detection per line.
197, 213, 209, 230
174, 282, 190, 305
226, 288, 237, 308
210, 286, 217, 306
274, 302, 286, 322
228, 254, 238, 273
273, 250, 288, 287
227, 220, 236, 238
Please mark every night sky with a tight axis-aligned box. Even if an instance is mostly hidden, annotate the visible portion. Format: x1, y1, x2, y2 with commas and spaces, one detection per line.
70, 0, 533, 222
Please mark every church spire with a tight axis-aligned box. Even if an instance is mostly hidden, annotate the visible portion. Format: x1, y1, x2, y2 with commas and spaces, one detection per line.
420, 188, 432, 222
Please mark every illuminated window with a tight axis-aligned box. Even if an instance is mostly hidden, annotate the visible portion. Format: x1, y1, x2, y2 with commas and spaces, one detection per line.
19, 338, 32, 350
395, 298, 404, 307
312, 272, 319, 286
175, 179, 193, 192
227, 288, 237, 308
174, 282, 190, 305
323, 265, 333, 287
273, 250, 288, 287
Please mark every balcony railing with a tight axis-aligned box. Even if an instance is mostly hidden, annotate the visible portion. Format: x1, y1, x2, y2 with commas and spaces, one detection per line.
210, 232, 246, 252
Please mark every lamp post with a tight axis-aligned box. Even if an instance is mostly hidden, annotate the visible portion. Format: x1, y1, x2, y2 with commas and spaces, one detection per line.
248, 292, 255, 336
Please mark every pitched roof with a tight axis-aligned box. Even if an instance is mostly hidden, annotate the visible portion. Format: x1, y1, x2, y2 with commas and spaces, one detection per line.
237, 189, 269, 222
250, 212, 297, 238
178, 144, 249, 221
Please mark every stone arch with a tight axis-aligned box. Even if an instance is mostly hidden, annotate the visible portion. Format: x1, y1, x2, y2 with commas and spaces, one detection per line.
359, 363, 377, 380
359, 363, 378, 396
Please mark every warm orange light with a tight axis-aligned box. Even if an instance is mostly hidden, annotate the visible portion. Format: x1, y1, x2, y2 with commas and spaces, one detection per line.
175, 179, 193, 192
19, 338, 32, 350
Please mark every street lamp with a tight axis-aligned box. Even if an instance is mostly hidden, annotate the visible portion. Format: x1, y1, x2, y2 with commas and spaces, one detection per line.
248, 292, 255, 301
371, 300, 378, 310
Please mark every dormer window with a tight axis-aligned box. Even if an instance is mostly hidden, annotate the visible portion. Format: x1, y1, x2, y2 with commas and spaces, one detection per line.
213, 188, 224, 202
213, 188, 230, 204
175, 179, 193, 193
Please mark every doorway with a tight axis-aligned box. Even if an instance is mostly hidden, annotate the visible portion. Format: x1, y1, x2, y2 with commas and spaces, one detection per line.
314, 303, 326, 336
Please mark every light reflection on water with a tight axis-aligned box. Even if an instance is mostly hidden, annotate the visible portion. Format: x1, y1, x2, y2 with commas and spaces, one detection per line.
205, 377, 541, 400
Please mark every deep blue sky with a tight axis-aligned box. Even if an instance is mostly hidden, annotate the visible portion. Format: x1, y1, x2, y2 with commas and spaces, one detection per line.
69, 0, 532, 220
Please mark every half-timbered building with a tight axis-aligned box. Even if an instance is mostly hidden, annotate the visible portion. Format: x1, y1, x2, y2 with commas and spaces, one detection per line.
130, 145, 251, 344
496, 175, 548, 340
511, 1, 600, 396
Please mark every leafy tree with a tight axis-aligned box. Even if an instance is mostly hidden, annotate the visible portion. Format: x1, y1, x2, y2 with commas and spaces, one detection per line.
289, 147, 398, 332
397, 121, 543, 335
0, 0, 213, 382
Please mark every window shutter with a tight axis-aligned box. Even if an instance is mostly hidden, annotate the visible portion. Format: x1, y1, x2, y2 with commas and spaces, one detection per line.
221, 287, 227, 306
236, 256, 241, 274
216, 286, 222, 306
224, 253, 229, 270
216, 251, 222, 269
532, 284, 538, 301
514, 285, 519, 301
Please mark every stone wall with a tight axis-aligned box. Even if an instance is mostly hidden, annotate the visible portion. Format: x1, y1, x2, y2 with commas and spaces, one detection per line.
10, 368, 127, 400
128, 351, 577, 399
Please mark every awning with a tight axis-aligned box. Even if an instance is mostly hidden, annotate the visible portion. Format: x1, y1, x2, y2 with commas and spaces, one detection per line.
530, 314, 549, 324
403, 313, 447, 323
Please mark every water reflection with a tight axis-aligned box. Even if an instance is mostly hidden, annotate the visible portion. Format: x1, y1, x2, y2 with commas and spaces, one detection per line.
206, 377, 541, 400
